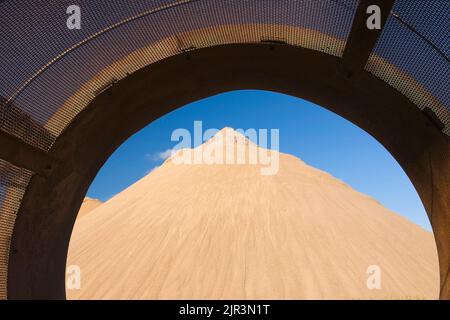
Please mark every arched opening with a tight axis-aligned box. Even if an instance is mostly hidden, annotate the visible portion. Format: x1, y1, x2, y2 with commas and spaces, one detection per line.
6, 44, 449, 299
66, 89, 439, 299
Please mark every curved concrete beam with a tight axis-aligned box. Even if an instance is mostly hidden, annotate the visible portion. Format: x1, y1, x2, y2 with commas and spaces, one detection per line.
7, 44, 449, 299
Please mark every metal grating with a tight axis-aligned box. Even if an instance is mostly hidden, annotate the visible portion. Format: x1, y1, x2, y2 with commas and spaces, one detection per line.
0, 96, 56, 149
365, 0, 450, 135
0, 159, 33, 300
0, 0, 358, 150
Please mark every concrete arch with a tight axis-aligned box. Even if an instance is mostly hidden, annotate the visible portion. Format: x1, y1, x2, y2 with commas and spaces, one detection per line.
7, 44, 449, 299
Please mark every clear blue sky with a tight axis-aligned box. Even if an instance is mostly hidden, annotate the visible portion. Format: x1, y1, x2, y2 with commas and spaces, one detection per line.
86, 90, 431, 230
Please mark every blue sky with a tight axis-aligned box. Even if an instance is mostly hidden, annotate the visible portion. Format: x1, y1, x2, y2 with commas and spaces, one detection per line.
86, 90, 431, 230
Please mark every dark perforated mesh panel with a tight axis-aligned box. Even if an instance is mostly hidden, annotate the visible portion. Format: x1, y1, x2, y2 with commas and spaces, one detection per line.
0, 97, 56, 149
0, 159, 33, 299
0, 0, 358, 150
365, 0, 450, 135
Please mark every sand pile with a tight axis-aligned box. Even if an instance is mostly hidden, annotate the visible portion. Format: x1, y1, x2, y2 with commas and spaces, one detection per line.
68, 128, 439, 299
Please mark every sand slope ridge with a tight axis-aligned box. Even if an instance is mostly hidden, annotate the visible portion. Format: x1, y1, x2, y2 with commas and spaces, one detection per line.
77, 197, 103, 218
67, 128, 439, 299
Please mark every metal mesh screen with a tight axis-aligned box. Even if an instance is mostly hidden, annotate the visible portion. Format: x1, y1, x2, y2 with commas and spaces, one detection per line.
0, 0, 358, 150
0, 159, 33, 300
365, 0, 450, 135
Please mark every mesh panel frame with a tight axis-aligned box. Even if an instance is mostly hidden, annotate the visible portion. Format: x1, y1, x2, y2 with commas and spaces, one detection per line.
0, 0, 358, 150
365, 0, 450, 135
